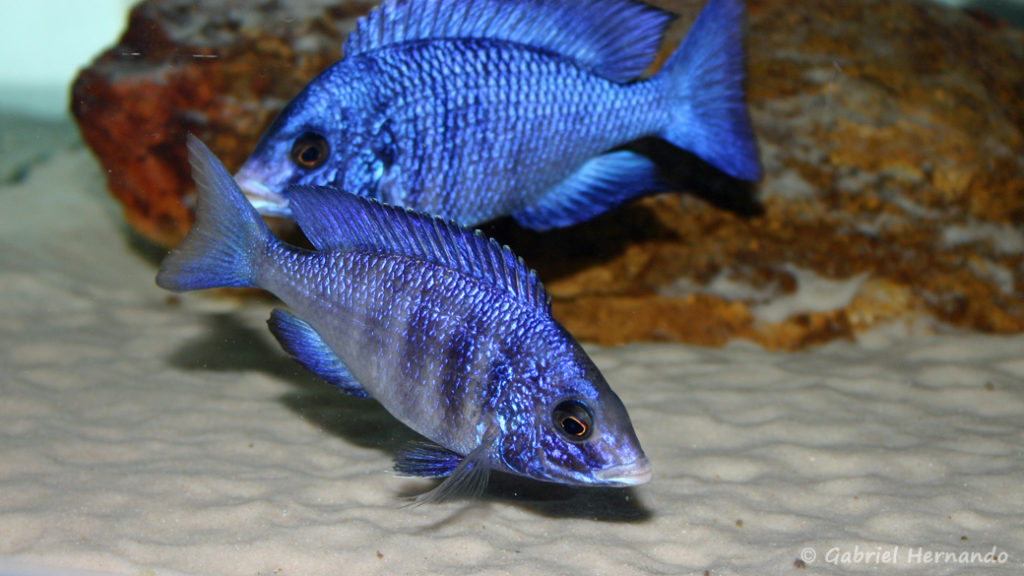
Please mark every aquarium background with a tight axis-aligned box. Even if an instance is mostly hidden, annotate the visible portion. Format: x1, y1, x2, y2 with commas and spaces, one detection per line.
1, 1, 1023, 576
0, 0, 1023, 118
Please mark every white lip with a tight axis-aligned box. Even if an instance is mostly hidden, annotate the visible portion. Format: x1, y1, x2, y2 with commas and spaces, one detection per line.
595, 457, 652, 486
235, 173, 292, 218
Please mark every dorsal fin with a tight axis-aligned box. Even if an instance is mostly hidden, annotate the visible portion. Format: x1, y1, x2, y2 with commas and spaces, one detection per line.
286, 185, 550, 312
343, 0, 676, 82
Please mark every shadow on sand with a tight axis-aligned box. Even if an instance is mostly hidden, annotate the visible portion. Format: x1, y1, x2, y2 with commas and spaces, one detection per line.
166, 311, 653, 522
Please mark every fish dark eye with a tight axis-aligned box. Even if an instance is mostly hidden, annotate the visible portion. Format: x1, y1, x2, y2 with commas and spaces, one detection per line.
552, 400, 593, 441
290, 132, 329, 169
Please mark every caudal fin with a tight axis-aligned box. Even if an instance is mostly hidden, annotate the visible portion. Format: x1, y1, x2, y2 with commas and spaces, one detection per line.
658, 0, 761, 181
156, 135, 273, 292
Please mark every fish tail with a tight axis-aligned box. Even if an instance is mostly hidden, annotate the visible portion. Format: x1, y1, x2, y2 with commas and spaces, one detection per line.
658, 0, 761, 181
156, 135, 274, 292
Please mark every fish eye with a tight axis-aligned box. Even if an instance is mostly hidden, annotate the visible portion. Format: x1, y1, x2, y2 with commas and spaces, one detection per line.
290, 132, 329, 169
552, 400, 593, 441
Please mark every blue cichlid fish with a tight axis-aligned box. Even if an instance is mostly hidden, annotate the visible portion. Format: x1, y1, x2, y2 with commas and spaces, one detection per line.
236, 0, 760, 230
158, 136, 651, 502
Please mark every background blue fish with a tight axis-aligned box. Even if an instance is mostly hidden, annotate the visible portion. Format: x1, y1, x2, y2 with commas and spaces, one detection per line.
158, 136, 651, 502
236, 0, 760, 230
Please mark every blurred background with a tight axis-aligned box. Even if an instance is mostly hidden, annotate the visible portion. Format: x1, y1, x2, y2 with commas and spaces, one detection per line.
0, 0, 136, 117
0, 0, 1021, 119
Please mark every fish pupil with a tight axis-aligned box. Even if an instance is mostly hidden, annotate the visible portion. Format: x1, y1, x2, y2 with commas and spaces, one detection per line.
561, 416, 585, 436
299, 147, 320, 164
552, 400, 593, 441
291, 133, 329, 169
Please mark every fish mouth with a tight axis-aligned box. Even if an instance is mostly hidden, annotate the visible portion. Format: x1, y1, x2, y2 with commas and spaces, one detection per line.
594, 456, 652, 486
235, 172, 293, 219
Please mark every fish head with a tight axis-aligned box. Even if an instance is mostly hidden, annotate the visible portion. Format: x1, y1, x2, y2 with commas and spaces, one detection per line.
235, 72, 354, 218
496, 355, 651, 488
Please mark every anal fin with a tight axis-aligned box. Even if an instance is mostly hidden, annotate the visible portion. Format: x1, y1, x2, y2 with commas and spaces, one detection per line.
513, 150, 663, 231
267, 308, 370, 398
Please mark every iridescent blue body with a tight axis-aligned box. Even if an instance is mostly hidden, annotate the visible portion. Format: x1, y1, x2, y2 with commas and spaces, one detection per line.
158, 136, 651, 502
237, 0, 760, 230
340, 40, 656, 223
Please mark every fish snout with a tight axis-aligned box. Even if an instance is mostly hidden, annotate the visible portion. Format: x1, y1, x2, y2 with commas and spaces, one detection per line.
234, 172, 292, 218
594, 456, 652, 486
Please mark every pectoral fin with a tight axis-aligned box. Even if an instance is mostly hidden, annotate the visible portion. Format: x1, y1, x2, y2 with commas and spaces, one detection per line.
397, 435, 495, 506
513, 150, 663, 230
394, 441, 464, 478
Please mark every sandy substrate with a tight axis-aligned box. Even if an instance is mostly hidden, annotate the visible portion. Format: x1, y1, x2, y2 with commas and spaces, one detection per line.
2, 135, 1023, 576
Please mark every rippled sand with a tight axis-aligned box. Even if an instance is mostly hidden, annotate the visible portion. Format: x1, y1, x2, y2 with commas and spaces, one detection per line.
2, 142, 1022, 576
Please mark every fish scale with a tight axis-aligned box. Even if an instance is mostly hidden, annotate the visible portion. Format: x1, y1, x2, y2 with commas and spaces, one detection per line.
368, 40, 660, 220
235, 0, 760, 230
157, 137, 652, 500
263, 247, 493, 448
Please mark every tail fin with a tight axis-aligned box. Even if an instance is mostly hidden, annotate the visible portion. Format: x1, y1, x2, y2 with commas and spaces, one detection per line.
156, 135, 273, 292
658, 0, 761, 181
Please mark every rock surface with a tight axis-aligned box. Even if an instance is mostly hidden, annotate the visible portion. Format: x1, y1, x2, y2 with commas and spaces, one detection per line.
71, 0, 1024, 348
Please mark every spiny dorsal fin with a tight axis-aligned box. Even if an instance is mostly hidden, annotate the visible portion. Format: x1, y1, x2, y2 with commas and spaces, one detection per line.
344, 0, 676, 83
286, 185, 550, 312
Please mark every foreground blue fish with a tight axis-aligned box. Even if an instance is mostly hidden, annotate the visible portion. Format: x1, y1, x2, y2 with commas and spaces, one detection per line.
236, 0, 760, 229
158, 136, 651, 502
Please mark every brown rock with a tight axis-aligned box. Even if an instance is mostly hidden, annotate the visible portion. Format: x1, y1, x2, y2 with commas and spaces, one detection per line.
71, 0, 1024, 348
71, 0, 375, 246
